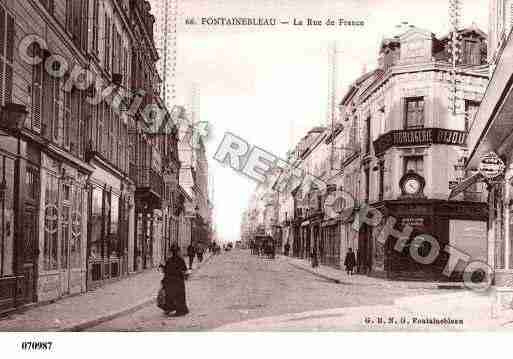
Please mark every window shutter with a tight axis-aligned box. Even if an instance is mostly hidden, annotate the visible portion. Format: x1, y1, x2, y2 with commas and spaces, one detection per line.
92, 0, 99, 54
79, 92, 87, 158
90, 103, 97, 152
4, 12, 13, 105
81, 0, 88, 51
63, 84, 71, 148
0, 6, 6, 107
31, 47, 42, 133
104, 16, 110, 72
42, 69, 53, 139
52, 77, 61, 142
65, 0, 73, 33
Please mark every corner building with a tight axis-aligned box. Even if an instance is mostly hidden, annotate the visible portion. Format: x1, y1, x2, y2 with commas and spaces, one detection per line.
360, 27, 490, 280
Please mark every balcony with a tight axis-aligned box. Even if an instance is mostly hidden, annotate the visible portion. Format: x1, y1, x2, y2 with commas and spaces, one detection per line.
133, 165, 163, 209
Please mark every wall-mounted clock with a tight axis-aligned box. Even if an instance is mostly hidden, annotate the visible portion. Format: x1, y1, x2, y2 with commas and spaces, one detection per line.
399, 171, 426, 198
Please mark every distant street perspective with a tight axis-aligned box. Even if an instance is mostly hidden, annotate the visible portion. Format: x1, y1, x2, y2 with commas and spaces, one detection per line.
89, 249, 441, 331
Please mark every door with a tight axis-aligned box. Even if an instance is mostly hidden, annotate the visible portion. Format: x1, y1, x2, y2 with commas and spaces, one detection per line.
22, 206, 38, 303
60, 202, 71, 295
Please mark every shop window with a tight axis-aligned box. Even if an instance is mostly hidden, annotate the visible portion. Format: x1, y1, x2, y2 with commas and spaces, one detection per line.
0, 156, 14, 276
61, 205, 70, 269
89, 187, 103, 260
404, 97, 425, 129
70, 185, 82, 268
109, 194, 119, 257
44, 175, 59, 271
404, 156, 424, 176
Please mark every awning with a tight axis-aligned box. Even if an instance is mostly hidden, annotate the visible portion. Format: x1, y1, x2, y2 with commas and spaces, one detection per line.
322, 218, 340, 227
448, 172, 485, 199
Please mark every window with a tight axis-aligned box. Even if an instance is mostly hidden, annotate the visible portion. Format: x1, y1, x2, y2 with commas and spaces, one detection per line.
66, 0, 87, 50
365, 115, 371, 154
109, 194, 119, 257
404, 156, 424, 175
62, 75, 71, 148
465, 100, 480, 132
0, 6, 14, 107
405, 97, 425, 129
463, 40, 481, 65
89, 187, 103, 260
32, 46, 61, 140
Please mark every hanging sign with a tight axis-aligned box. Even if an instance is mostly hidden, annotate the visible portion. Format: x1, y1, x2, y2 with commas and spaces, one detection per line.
478, 152, 505, 179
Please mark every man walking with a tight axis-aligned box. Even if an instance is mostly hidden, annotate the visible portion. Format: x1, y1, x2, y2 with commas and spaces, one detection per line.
187, 243, 195, 270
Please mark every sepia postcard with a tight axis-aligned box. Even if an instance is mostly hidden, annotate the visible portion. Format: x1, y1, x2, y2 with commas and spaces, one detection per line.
0, 0, 513, 356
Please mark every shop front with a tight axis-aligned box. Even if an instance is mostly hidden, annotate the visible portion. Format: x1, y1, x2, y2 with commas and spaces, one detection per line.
87, 165, 134, 289
365, 199, 487, 281
38, 153, 90, 302
320, 218, 341, 268
0, 133, 40, 313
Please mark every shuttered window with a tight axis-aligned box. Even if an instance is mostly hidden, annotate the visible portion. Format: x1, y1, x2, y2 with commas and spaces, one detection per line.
0, 6, 14, 108
66, 0, 87, 51
62, 77, 71, 149
31, 45, 43, 133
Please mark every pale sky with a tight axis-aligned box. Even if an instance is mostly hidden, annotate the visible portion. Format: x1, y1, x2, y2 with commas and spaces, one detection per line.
168, 0, 488, 243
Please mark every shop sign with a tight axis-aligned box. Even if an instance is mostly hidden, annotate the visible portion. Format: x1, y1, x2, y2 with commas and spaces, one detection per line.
373, 128, 467, 154
401, 217, 424, 227
478, 152, 505, 179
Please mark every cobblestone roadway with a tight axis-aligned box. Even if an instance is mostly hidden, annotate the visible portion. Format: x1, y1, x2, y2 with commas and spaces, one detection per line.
89, 250, 438, 331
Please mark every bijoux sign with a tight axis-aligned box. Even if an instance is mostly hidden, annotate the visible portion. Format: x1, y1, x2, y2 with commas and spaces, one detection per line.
373, 128, 467, 154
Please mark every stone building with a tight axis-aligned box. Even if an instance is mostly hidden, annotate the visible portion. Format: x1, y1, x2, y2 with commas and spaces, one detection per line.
360, 26, 490, 280
0, 0, 179, 314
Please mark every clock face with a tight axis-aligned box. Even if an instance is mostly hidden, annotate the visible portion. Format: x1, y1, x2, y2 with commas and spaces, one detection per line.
404, 178, 421, 194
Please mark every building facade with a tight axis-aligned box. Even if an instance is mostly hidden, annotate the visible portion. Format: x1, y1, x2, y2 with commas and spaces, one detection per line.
0, 0, 182, 314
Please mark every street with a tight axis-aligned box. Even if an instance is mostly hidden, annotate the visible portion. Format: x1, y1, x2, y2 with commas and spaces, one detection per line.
89, 250, 439, 331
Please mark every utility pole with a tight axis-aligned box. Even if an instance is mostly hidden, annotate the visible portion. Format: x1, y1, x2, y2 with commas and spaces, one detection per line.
449, 0, 463, 116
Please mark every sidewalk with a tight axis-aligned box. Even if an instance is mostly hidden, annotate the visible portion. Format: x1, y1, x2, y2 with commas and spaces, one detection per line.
280, 255, 513, 330
282, 255, 464, 290
0, 253, 214, 332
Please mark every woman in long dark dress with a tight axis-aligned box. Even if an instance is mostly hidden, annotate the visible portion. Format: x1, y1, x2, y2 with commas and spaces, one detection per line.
162, 247, 189, 316
344, 248, 357, 275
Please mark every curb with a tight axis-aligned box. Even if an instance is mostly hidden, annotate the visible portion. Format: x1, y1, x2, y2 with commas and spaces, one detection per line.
286, 261, 342, 284
285, 258, 465, 290
60, 253, 216, 331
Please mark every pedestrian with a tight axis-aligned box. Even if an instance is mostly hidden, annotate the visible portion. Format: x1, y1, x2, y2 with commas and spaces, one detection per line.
311, 247, 319, 268
344, 248, 357, 275
197, 246, 204, 262
161, 246, 189, 316
187, 243, 195, 270
284, 241, 290, 256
